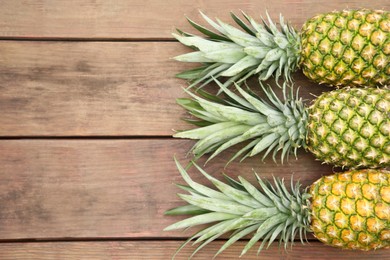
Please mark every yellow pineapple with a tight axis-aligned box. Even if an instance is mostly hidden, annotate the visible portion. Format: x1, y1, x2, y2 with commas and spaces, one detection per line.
165, 160, 389, 257
174, 9, 389, 88
310, 169, 389, 250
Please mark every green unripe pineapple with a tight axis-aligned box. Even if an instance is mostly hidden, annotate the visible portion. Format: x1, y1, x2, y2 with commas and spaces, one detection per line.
165, 160, 390, 257
174, 9, 389, 88
174, 81, 389, 168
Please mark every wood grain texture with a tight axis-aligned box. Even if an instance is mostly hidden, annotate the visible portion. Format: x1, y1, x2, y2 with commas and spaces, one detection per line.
0, 41, 188, 136
0, 241, 387, 260
0, 41, 328, 137
0, 0, 388, 39
2, 0, 389, 258
0, 139, 333, 240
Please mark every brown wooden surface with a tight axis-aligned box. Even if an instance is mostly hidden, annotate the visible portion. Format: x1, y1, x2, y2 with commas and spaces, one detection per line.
0, 241, 387, 260
0, 1, 389, 39
0, 41, 189, 136
0, 139, 332, 240
0, 0, 389, 259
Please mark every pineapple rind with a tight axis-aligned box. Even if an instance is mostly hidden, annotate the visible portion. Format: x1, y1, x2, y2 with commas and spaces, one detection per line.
300, 9, 390, 87
307, 87, 390, 168
310, 169, 390, 250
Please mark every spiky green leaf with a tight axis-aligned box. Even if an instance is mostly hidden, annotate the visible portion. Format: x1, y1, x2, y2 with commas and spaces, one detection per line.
173, 11, 300, 87
165, 160, 311, 257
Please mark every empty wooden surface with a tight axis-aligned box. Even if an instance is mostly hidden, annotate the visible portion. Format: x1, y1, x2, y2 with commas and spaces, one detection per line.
0, 241, 386, 260
0, 41, 189, 136
0, 1, 388, 39
0, 0, 389, 259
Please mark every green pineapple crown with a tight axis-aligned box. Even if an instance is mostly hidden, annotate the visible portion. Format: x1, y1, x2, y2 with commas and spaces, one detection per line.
174, 79, 308, 165
174, 11, 300, 88
165, 158, 311, 258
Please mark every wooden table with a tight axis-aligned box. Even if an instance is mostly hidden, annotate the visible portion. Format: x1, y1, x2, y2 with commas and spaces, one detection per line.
0, 1, 388, 259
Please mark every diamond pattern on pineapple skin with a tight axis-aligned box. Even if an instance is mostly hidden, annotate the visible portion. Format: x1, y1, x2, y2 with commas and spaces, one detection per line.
340, 198, 355, 214
341, 229, 356, 242
310, 170, 390, 250
350, 215, 364, 231
374, 203, 389, 220
307, 88, 389, 168
356, 199, 374, 217
299, 9, 389, 87
366, 218, 385, 233
362, 183, 379, 200
381, 186, 390, 203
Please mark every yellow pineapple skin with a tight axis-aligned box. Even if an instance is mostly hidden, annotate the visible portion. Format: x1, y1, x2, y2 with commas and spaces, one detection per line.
307, 87, 390, 168
300, 9, 389, 87
310, 169, 390, 250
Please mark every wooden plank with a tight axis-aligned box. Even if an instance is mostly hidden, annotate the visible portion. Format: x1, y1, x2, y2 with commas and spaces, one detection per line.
0, 41, 328, 137
0, 139, 333, 240
0, 241, 387, 259
0, 1, 388, 39
0, 41, 188, 136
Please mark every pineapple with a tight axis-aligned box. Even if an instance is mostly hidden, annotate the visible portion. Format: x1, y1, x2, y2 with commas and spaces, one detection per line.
174, 81, 390, 168
165, 159, 390, 257
174, 9, 389, 88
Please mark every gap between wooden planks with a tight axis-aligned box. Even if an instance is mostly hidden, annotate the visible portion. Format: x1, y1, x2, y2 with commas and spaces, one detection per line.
0, 240, 387, 259
0, 139, 334, 240
0, 0, 389, 39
